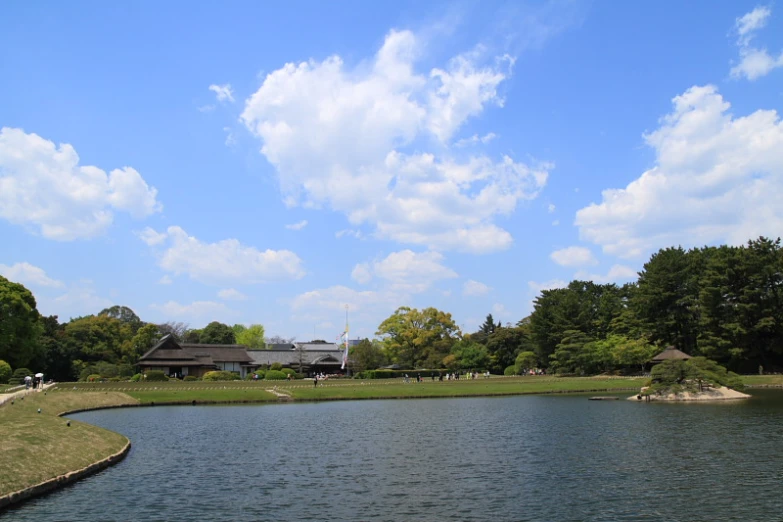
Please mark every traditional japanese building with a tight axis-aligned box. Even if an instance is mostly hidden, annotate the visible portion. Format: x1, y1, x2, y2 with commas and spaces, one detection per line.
137, 334, 253, 378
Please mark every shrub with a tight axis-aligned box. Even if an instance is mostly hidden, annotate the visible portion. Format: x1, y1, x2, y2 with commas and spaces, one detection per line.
0, 360, 11, 384
202, 370, 241, 381
281, 368, 296, 376
270, 362, 283, 371
253, 370, 266, 380
95, 362, 119, 378
145, 370, 169, 382
264, 370, 287, 380
183, 375, 199, 382
108, 377, 121, 382
117, 364, 135, 378
503, 365, 517, 376
12, 368, 32, 384
86, 374, 103, 382
130, 373, 142, 382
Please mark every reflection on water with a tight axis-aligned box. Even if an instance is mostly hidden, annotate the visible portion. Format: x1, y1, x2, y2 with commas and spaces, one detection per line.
9, 390, 783, 521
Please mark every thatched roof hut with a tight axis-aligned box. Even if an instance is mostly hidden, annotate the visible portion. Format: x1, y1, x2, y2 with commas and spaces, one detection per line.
651, 346, 691, 363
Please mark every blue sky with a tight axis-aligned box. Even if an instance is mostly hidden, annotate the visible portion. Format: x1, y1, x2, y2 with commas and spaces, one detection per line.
2, 1, 782, 341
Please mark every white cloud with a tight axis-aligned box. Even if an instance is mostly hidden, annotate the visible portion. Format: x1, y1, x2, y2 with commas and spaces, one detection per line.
463, 279, 491, 296
137, 226, 168, 246
335, 229, 363, 239
576, 85, 783, 259
150, 300, 235, 324
223, 127, 237, 148
143, 225, 305, 284
548, 203, 556, 213
285, 220, 308, 231
208, 83, 235, 103
218, 288, 248, 301
730, 6, 783, 80
291, 285, 384, 313
351, 263, 372, 284
197, 105, 215, 113
366, 249, 457, 293
241, 30, 549, 253
0, 262, 64, 288
454, 132, 497, 147
158, 275, 173, 285
550, 246, 597, 267
0, 127, 162, 240
574, 264, 637, 284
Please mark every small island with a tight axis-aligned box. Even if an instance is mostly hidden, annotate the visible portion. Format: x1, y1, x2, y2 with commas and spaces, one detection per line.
631, 352, 751, 402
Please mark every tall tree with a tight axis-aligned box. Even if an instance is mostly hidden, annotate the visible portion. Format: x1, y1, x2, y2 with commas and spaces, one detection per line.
486, 326, 531, 373
350, 338, 387, 372
157, 321, 189, 342
199, 321, 236, 344
377, 307, 460, 368
0, 276, 43, 369
236, 324, 266, 348
98, 305, 143, 334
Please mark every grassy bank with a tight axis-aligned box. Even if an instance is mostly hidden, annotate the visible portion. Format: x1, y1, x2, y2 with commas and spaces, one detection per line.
0, 391, 137, 497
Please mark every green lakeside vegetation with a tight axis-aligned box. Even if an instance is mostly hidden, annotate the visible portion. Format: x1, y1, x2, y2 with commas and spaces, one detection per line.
3, 237, 783, 390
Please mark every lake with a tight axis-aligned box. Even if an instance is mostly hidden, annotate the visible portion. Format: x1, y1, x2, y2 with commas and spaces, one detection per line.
8, 391, 783, 521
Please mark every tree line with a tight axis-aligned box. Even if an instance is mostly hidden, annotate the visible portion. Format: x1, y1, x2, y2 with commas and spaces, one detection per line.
2, 236, 781, 382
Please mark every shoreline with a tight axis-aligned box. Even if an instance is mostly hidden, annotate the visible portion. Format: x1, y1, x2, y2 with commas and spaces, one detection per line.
1, 377, 780, 510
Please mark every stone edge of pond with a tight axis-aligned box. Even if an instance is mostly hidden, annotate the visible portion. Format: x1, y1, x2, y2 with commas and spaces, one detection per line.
0, 439, 131, 511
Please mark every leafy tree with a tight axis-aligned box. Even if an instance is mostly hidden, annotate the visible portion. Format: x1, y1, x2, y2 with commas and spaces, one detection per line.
128, 323, 161, 362
377, 307, 460, 368
486, 326, 530, 373
0, 359, 11, 384
0, 276, 43, 369
515, 351, 538, 372
350, 339, 387, 372
634, 247, 703, 355
199, 322, 236, 344
62, 315, 133, 363
549, 330, 595, 374
39, 315, 75, 381
449, 339, 489, 370
98, 305, 142, 334
236, 324, 266, 348
183, 329, 201, 343
647, 357, 743, 395
611, 336, 657, 374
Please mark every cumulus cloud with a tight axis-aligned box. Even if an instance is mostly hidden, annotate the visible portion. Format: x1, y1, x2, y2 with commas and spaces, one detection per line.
209, 83, 235, 103
576, 85, 783, 258
291, 285, 385, 314
550, 246, 597, 267
351, 263, 372, 284
218, 288, 248, 301
241, 30, 549, 253
142, 225, 305, 284
285, 220, 308, 231
454, 132, 497, 147
137, 226, 168, 246
0, 262, 64, 288
354, 250, 458, 293
730, 6, 783, 80
463, 279, 491, 296
0, 127, 162, 240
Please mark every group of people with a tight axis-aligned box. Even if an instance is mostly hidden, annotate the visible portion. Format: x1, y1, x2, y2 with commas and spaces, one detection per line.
402, 371, 492, 383
312, 372, 329, 387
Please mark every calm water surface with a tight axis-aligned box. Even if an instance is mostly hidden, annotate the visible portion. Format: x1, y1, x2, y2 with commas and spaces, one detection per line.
8, 391, 783, 521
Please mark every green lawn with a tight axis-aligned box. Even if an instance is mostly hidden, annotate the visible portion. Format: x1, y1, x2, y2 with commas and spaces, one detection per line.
0, 391, 137, 497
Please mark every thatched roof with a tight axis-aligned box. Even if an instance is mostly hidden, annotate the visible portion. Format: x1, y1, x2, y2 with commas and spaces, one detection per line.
138, 335, 252, 365
651, 346, 691, 362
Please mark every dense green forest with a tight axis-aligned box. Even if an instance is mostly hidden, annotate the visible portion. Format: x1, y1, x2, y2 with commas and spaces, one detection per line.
2, 237, 782, 382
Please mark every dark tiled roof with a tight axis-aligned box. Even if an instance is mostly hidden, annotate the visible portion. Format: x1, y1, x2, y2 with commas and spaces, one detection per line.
246, 348, 344, 367
181, 345, 253, 363
138, 335, 252, 365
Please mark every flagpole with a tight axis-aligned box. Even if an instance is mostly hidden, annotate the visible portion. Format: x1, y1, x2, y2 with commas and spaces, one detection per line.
344, 304, 349, 375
